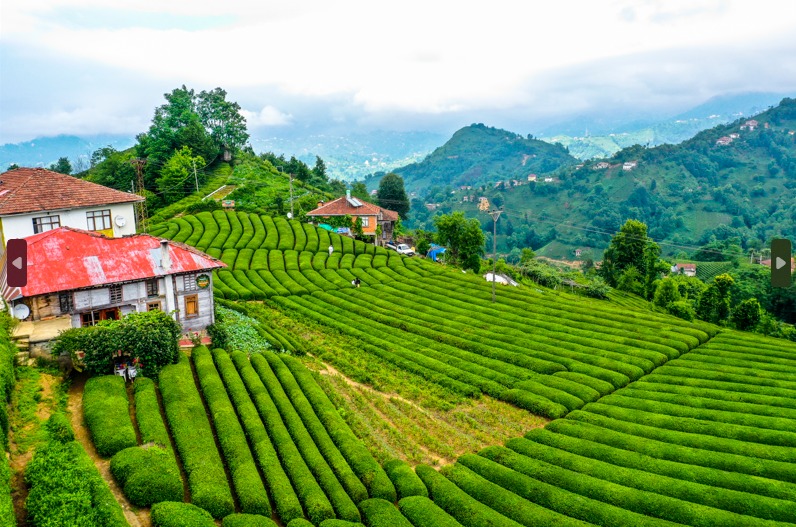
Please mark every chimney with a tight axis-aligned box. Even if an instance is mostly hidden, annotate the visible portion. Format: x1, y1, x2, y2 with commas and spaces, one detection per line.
346, 189, 351, 199
160, 240, 171, 271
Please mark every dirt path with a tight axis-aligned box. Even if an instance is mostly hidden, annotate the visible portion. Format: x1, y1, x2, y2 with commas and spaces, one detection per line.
67, 375, 150, 527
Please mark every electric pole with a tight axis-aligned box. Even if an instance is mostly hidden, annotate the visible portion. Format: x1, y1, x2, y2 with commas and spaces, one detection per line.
192, 159, 199, 192
129, 158, 148, 233
289, 172, 295, 218
488, 209, 502, 303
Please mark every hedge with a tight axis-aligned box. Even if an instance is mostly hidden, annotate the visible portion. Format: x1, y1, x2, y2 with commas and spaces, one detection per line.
517, 430, 796, 515
547, 417, 796, 484
235, 248, 255, 269
210, 210, 232, 249
26, 416, 130, 527
110, 445, 183, 507
280, 354, 397, 502
287, 519, 315, 527
358, 498, 413, 527
291, 220, 308, 250
635, 377, 796, 410
133, 378, 171, 448
251, 353, 360, 522
247, 214, 267, 249
193, 347, 271, 516
512, 380, 585, 411
171, 218, 193, 243
0, 322, 14, 527
222, 513, 278, 527
398, 496, 465, 527
194, 211, 219, 249
183, 215, 205, 247
83, 375, 137, 457
473, 446, 776, 527
150, 501, 214, 527
303, 223, 320, 253
261, 352, 367, 503
275, 217, 295, 250
231, 351, 334, 525
226, 210, 244, 248
414, 464, 523, 527
212, 350, 304, 524
262, 216, 280, 250
383, 459, 427, 499
159, 353, 234, 519
319, 520, 365, 527
235, 211, 256, 249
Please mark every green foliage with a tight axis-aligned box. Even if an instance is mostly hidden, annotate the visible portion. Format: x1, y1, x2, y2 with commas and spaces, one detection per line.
54, 310, 181, 379
82, 376, 137, 457
398, 496, 464, 527
133, 378, 171, 448
222, 514, 278, 527
160, 352, 234, 519
45, 412, 75, 444
377, 173, 410, 219
384, 459, 428, 499
653, 278, 681, 308
110, 446, 183, 507
731, 297, 762, 330
358, 498, 413, 527
26, 416, 130, 527
208, 305, 272, 353
150, 502, 215, 527
666, 300, 696, 321
433, 212, 485, 272
158, 146, 205, 205
696, 273, 734, 324
48, 156, 72, 175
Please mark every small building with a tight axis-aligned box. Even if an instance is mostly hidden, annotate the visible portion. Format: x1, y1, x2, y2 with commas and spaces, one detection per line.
544, 177, 554, 183
622, 161, 638, 170
527, 174, 538, 182
716, 136, 733, 146
729, 133, 740, 139
574, 248, 583, 258
0, 167, 142, 250
740, 119, 759, 131
2, 228, 225, 345
594, 162, 611, 170
306, 191, 398, 245
672, 263, 697, 277
483, 272, 518, 286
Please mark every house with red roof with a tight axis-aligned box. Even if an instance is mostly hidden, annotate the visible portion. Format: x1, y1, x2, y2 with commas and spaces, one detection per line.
2, 227, 225, 341
306, 190, 399, 245
0, 167, 143, 248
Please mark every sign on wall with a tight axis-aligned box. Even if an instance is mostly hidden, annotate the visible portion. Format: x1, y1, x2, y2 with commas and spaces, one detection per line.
196, 274, 210, 289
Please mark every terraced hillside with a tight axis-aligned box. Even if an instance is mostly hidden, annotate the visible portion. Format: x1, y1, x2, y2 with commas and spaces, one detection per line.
144, 211, 796, 526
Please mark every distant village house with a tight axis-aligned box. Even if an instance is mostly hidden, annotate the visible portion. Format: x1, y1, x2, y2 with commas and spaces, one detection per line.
306, 191, 398, 245
622, 161, 638, 171
671, 263, 697, 277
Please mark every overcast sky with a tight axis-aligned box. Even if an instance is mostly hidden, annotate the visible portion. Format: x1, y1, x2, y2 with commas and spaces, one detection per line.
1, 0, 796, 144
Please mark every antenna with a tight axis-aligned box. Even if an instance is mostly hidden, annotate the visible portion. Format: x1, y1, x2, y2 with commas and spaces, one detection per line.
129, 158, 148, 233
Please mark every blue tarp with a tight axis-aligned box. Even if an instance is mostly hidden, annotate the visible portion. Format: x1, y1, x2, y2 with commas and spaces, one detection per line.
336, 227, 351, 235
318, 224, 333, 231
427, 244, 446, 262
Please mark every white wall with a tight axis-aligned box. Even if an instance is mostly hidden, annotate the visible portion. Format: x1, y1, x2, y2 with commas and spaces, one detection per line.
0, 202, 137, 242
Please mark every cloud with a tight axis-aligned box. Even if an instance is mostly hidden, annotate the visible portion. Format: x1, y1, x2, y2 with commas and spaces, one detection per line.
241, 106, 293, 127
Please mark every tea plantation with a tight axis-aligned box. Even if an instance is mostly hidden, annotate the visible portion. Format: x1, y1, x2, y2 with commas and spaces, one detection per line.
62, 211, 796, 526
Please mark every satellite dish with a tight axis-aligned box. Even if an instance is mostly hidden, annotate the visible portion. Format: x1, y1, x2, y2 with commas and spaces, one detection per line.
287, 212, 293, 219
115, 215, 127, 227
13, 304, 30, 320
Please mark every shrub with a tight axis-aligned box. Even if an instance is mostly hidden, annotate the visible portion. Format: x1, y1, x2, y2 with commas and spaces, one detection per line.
667, 300, 696, 321
150, 501, 215, 527
133, 378, 171, 448
110, 446, 183, 507
45, 411, 75, 444
83, 375, 137, 457
384, 459, 427, 499
358, 498, 413, 527
500, 389, 569, 418
160, 352, 234, 519
193, 347, 270, 516
222, 514, 277, 527
319, 520, 365, 527
398, 496, 464, 527
287, 519, 315, 527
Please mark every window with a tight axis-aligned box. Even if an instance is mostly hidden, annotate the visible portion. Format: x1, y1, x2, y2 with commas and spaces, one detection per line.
109, 284, 122, 304
361, 216, 370, 227
185, 294, 199, 317
146, 279, 159, 297
147, 301, 161, 311
183, 275, 198, 292
32, 215, 60, 234
59, 292, 74, 313
81, 312, 97, 327
86, 209, 111, 231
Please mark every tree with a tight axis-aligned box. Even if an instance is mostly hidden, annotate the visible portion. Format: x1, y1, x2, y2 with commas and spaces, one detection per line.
7, 163, 19, 170
377, 173, 410, 219
433, 212, 485, 272
653, 278, 681, 309
195, 87, 249, 153
313, 156, 327, 183
157, 147, 205, 205
599, 219, 649, 287
696, 273, 734, 324
49, 157, 72, 175
350, 181, 370, 201
732, 298, 762, 330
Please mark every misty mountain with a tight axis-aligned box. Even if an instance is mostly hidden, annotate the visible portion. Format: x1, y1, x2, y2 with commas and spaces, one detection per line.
0, 134, 135, 171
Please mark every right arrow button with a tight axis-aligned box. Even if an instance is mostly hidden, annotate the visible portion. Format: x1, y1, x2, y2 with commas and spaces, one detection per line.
771, 239, 792, 288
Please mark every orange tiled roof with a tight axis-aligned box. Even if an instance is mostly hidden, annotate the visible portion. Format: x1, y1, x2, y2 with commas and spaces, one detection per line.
306, 196, 398, 221
0, 167, 143, 216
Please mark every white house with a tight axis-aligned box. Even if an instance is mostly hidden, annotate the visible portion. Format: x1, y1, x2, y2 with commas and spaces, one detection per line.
0, 167, 142, 250
2, 228, 225, 349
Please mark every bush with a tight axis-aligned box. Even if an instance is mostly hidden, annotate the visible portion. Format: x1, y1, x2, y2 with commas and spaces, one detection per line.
83, 375, 137, 457
150, 501, 215, 527
667, 300, 695, 321
45, 411, 75, 444
286, 519, 315, 527
398, 496, 464, 527
358, 498, 413, 527
133, 378, 171, 448
110, 446, 183, 507
384, 459, 427, 499
160, 353, 234, 519
222, 513, 277, 527
319, 520, 365, 527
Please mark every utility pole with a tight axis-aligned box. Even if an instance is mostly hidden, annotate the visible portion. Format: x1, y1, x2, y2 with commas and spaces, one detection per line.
129, 158, 148, 233
289, 172, 295, 219
488, 209, 502, 303
192, 159, 199, 192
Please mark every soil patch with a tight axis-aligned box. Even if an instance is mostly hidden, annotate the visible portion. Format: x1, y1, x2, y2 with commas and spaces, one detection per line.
67, 374, 150, 527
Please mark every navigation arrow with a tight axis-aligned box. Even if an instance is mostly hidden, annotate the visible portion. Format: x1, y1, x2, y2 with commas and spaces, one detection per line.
776, 257, 787, 270
11, 257, 22, 270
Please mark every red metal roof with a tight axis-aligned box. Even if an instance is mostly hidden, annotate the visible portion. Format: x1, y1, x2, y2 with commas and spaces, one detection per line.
10, 227, 225, 298
306, 196, 398, 221
0, 167, 143, 216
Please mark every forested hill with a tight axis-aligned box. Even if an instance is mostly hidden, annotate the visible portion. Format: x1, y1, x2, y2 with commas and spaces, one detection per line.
410, 98, 796, 260
393, 123, 577, 192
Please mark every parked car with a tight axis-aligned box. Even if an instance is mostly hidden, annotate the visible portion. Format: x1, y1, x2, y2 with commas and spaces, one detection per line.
385, 241, 415, 256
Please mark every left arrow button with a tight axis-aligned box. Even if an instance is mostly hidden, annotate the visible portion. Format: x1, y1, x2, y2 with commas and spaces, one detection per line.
7, 239, 27, 287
